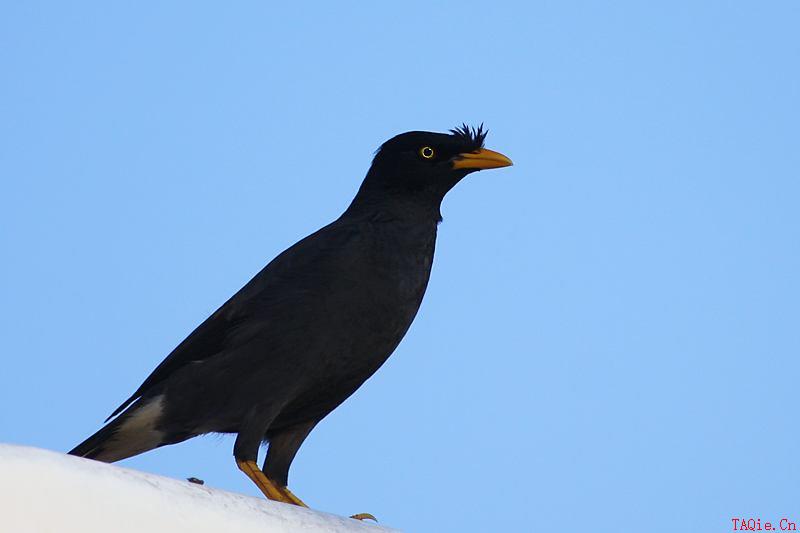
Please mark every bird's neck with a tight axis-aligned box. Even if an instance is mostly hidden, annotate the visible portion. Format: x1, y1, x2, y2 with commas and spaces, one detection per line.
343, 194, 443, 224
343, 180, 444, 224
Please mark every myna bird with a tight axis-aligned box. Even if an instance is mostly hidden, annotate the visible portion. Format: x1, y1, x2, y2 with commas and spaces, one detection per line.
69, 125, 513, 516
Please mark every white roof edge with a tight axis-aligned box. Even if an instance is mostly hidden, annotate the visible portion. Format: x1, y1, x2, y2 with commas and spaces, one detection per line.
0, 444, 399, 533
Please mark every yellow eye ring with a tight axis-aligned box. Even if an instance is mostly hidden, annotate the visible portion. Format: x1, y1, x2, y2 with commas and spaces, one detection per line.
420, 146, 435, 159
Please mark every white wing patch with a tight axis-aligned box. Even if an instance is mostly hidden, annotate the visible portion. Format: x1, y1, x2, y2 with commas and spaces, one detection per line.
102, 395, 165, 462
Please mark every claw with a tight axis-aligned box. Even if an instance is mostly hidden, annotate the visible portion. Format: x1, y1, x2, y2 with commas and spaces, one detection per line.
350, 513, 378, 521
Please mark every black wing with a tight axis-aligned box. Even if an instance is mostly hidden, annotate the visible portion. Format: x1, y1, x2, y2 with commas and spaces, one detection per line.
105, 219, 357, 421
105, 295, 239, 421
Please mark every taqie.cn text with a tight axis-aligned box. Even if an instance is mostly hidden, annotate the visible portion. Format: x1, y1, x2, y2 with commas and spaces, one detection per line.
732, 518, 798, 531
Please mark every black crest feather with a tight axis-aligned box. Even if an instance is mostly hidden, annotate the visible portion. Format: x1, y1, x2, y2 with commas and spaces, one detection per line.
450, 123, 487, 150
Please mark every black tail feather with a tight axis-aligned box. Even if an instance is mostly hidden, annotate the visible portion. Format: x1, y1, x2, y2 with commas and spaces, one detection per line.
68, 399, 148, 462
68, 418, 124, 461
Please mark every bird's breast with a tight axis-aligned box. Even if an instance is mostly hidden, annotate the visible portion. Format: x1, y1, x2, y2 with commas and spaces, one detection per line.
271, 222, 438, 426
316, 221, 437, 368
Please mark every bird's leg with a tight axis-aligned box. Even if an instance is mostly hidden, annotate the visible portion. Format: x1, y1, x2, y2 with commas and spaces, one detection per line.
236, 459, 287, 502
235, 408, 306, 504
276, 485, 308, 506
260, 421, 317, 507
237, 459, 311, 507
262, 421, 376, 519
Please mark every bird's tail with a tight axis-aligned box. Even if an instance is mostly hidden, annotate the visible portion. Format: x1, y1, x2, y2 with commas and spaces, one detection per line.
68, 416, 127, 461
68, 395, 166, 463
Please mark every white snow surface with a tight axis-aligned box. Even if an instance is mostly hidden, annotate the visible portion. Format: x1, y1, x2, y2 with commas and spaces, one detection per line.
0, 444, 398, 533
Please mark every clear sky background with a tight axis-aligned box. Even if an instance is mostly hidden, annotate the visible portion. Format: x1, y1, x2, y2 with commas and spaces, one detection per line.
1, 2, 798, 532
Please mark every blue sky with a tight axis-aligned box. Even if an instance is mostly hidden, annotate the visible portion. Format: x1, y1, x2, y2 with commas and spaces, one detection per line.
1, 2, 798, 532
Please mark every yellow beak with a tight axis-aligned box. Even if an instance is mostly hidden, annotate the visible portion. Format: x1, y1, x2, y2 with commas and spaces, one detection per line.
451, 148, 513, 170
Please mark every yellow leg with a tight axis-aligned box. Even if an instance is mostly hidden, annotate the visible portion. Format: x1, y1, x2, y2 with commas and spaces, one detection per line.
236, 459, 287, 502
278, 486, 308, 507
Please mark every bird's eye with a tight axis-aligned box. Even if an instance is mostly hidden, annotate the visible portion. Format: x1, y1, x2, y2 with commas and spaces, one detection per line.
419, 146, 435, 159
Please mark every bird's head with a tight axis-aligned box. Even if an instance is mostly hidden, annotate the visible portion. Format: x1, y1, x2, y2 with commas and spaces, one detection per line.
349, 124, 513, 217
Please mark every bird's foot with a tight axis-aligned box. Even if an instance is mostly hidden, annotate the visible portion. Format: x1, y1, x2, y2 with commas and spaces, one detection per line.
277, 486, 308, 507
238, 459, 373, 519
237, 459, 313, 507
237, 459, 286, 501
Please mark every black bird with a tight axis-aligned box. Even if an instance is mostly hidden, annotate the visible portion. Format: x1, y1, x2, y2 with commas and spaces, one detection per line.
69, 125, 513, 514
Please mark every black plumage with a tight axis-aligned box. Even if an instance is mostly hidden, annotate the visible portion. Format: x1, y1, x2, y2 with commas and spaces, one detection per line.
69, 125, 512, 511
